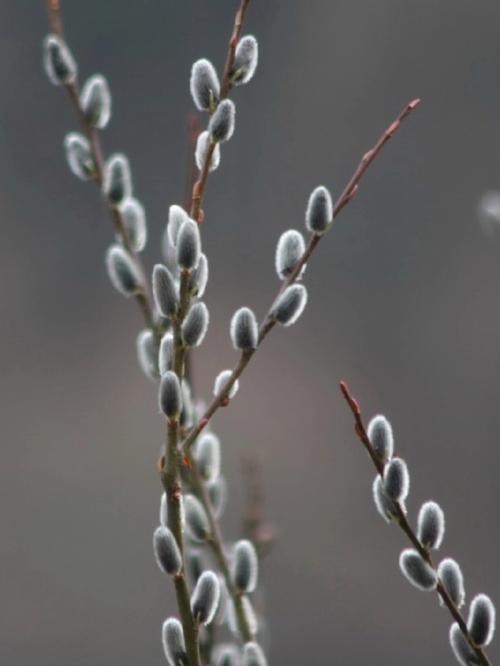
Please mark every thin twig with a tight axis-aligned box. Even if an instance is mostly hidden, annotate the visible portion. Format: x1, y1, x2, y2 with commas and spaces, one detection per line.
46, 0, 158, 339
339, 381, 491, 666
181, 98, 421, 454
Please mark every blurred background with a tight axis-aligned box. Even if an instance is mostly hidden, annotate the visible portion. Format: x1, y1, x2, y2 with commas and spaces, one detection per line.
2, 1, 500, 664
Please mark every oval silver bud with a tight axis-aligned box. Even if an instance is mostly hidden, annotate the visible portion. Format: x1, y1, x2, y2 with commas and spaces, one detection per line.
242, 642, 267, 666
367, 415, 394, 463
209, 99, 236, 143
43, 34, 77, 85
271, 284, 308, 326
159, 332, 174, 375
120, 198, 147, 252
136, 329, 158, 380
214, 370, 239, 399
232, 35, 259, 86
190, 58, 220, 111
230, 307, 258, 350
417, 501, 445, 550
167, 205, 189, 247
105, 244, 141, 297
63, 132, 95, 180
208, 476, 227, 518
195, 432, 221, 483
182, 302, 209, 348
195, 130, 221, 172
399, 548, 437, 591
305, 185, 333, 235
153, 526, 182, 576
191, 571, 221, 625
80, 74, 112, 128
189, 253, 209, 297
213, 643, 240, 666
184, 494, 210, 542
177, 219, 201, 271
438, 558, 465, 609
449, 622, 477, 666
232, 540, 258, 594
162, 618, 187, 666
152, 264, 178, 318
468, 594, 496, 647
159, 371, 183, 420
275, 229, 305, 280
102, 154, 132, 206
383, 457, 409, 502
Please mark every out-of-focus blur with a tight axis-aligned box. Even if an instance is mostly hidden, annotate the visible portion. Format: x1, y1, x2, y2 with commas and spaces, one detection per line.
2, 1, 500, 664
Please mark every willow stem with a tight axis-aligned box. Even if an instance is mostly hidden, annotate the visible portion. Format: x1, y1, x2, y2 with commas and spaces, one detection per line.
339, 381, 491, 666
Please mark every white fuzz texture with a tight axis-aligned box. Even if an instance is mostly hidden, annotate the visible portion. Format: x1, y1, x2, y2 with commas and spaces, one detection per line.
305, 185, 333, 234
271, 284, 308, 326
195, 433, 221, 483
189, 252, 209, 297
367, 415, 394, 463
43, 34, 77, 85
159, 371, 182, 419
242, 642, 267, 666
417, 500, 445, 550
449, 623, 478, 666
136, 329, 157, 380
232, 540, 258, 593
168, 205, 189, 247
208, 476, 227, 518
195, 130, 221, 172
230, 307, 258, 350
152, 264, 178, 318
213, 643, 240, 666
190, 58, 220, 111
383, 457, 409, 502
372, 475, 401, 523
468, 594, 496, 647
209, 99, 236, 143
162, 618, 187, 666
177, 219, 201, 271
120, 198, 147, 252
182, 302, 209, 348
63, 132, 94, 180
232, 35, 259, 85
399, 548, 437, 591
184, 494, 210, 542
159, 333, 174, 375
275, 229, 306, 280
214, 370, 239, 399
80, 74, 112, 128
438, 558, 465, 609
153, 526, 182, 576
102, 154, 132, 206
191, 571, 221, 625
105, 244, 141, 297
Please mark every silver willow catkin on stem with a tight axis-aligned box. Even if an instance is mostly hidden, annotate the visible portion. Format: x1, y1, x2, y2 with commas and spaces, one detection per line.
80, 74, 112, 129
231, 540, 258, 594
271, 284, 308, 326
105, 245, 141, 297
63, 133, 95, 180
209, 99, 236, 143
305, 185, 333, 235
191, 571, 221, 625
43, 34, 77, 85
177, 219, 201, 271
195, 433, 221, 483
230, 307, 258, 350
162, 618, 187, 666
195, 131, 221, 172
102, 154, 132, 206
231, 35, 259, 85
275, 229, 306, 279
153, 264, 179, 318
367, 415, 394, 462
214, 370, 239, 399
467, 594, 496, 647
159, 371, 183, 420
153, 526, 182, 576
182, 302, 209, 348
438, 558, 465, 608
120, 198, 147, 252
190, 58, 220, 112
184, 494, 210, 542
417, 501, 445, 550
382, 456, 410, 502
399, 548, 437, 591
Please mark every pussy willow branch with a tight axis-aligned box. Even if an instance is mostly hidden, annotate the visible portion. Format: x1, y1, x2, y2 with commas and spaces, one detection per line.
190, 0, 250, 222
46, 0, 158, 337
340, 381, 491, 666
159, 0, 258, 646
181, 97, 421, 455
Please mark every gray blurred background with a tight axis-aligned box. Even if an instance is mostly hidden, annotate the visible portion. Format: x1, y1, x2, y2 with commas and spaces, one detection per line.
2, 1, 500, 664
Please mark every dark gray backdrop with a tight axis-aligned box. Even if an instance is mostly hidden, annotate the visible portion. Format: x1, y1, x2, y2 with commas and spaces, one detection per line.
1, 1, 500, 664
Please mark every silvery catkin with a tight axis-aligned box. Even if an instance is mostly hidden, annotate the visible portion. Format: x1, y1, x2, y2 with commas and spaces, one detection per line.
182, 302, 209, 348
177, 219, 201, 271
305, 185, 333, 234
271, 284, 308, 326
102, 154, 132, 206
80, 74, 112, 129
159, 371, 183, 420
242, 642, 267, 666
214, 370, 239, 399
275, 229, 306, 279
231, 35, 259, 85
417, 501, 445, 550
153, 526, 182, 576
231, 540, 258, 593
43, 34, 77, 85
437, 558, 465, 609
467, 594, 496, 647
105, 245, 141, 297
63, 133, 95, 180
195, 433, 221, 483
191, 571, 221, 625
162, 618, 187, 666
230, 307, 258, 350
136, 329, 157, 380
382, 457, 409, 502
209, 99, 236, 143
152, 264, 178, 317
399, 548, 437, 591
120, 198, 147, 252
367, 415, 394, 462
190, 58, 220, 111
184, 494, 210, 542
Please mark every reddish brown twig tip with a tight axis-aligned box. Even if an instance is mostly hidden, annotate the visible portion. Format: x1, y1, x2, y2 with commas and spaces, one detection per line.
339, 380, 360, 416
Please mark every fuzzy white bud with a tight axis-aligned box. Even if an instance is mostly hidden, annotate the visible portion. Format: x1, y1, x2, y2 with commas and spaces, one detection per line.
43, 34, 77, 85
195, 130, 221, 172
399, 548, 437, 591
438, 558, 465, 609
275, 229, 305, 280
242, 642, 267, 666
177, 219, 201, 271
230, 307, 258, 350
159, 371, 183, 420
152, 264, 178, 318
367, 415, 394, 463
105, 244, 141, 297
232, 540, 258, 594
305, 185, 333, 234
191, 571, 220, 625
80, 74, 111, 129
162, 618, 187, 666
232, 35, 259, 85
209, 99, 236, 143
184, 494, 210, 542
214, 370, 239, 400
195, 433, 221, 483
153, 526, 182, 576
120, 198, 147, 253
449, 623, 478, 666
271, 284, 308, 326
182, 302, 209, 348
102, 154, 132, 206
189, 253, 209, 298
383, 457, 409, 502
136, 329, 157, 380
468, 594, 496, 647
63, 132, 95, 180
190, 59, 220, 111
159, 332, 174, 375
417, 501, 445, 550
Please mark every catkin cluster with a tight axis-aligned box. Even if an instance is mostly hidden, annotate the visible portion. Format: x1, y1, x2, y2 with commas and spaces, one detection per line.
367, 415, 496, 664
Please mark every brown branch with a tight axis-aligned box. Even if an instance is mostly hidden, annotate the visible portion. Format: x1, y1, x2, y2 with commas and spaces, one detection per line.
339, 381, 491, 666
45, 0, 158, 338
181, 98, 420, 454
